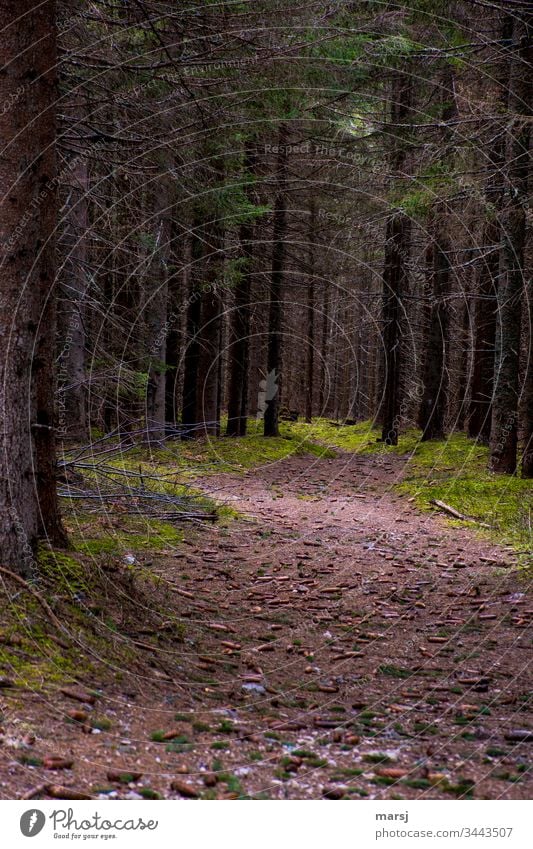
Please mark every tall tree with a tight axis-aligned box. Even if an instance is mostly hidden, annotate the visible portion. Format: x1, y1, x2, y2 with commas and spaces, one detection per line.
418, 223, 451, 441
0, 0, 65, 574
226, 143, 256, 437
264, 125, 288, 437
379, 70, 412, 445
468, 15, 513, 444
490, 12, 532, 474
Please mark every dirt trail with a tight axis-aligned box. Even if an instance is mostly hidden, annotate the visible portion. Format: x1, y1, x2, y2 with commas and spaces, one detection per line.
1, 451, 531, 800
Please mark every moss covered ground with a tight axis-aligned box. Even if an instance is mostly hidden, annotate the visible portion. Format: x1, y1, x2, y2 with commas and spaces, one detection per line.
287, 419, 532, 560
66, 418, 531, 559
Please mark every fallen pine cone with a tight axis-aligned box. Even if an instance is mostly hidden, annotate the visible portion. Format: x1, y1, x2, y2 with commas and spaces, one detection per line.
43, 757, 74, 771
60, 687, 96, 705
376, 768, 407, 779
107, 770, 142, 783
66, 709, 88, 723
170, 779, 199, 798
45, 784, 94, 800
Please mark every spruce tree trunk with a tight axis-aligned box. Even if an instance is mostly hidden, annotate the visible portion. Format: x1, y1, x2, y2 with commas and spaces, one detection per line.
227, 144, 255, 437
59, 159, 89, 440
264, 126, 288, 437
0, 0, 66, 571
467, 219, 499, 443
318, 280, 330, 415
181, 287, 201, 439
418, 230, 451, 441
305, 200, 316, 423
490, 13, 532, 474
145, 182, 171, 445
468, 16, 512, 443
196, 282, 222, 436
522, 289, 533, 477
380, 213, 410, 445
226, 220, 252, 436
165, 225, 189, 428
378, 69, 412, 444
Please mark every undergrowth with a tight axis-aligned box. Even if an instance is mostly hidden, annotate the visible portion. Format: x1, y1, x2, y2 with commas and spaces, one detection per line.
65, 418, 531, 559
287, 418, 532, 560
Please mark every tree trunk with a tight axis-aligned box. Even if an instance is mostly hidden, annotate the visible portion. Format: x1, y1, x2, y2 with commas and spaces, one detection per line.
226, 223, 252, 436
490, 13, 532, 474
226, 145, 255, 437
418, 230, 451, 441
467, 219, 499, 443
378, 69, 412, 444
305, 200, 316, 423
468, 15, 512, 443
380, 213, 410, 444
522, 289, 533, 477
0, 0, 66, 572
145, 181, 172, 446
264, 126, 288, 437
58, 159, 89, 440
181, 265, 202, 439
318, 279, 330, 415
195, 222, 224, 437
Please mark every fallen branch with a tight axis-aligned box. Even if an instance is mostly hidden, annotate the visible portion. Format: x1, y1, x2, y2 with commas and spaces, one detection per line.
0, 566, 66, 634
21, 783, 47, 800
430, 500, 490, 528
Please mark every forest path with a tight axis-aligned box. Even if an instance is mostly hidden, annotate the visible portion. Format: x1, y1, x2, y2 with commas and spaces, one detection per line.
3, 450, 531, 800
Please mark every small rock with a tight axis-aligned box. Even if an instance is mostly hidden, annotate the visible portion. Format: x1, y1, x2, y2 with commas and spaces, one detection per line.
241, 683, 265, 695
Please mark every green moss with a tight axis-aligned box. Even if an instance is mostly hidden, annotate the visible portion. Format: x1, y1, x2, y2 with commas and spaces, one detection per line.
362, 753, 392, 764
38, 547, 88, 595
139, 788, 161, 800
285, 420, 532, 560
395, 432, 533, 559
287, 418, 382, 454
91, 716, 112, 731
71, 516, 184, 557
378, 665, 411, 679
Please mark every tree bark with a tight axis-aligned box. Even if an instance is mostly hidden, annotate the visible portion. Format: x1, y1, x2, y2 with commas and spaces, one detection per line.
58, 159, 89, 440
418, 229, 451, 441
181, 238, 202, 439
378, 69, 412, 444
226, 144, 255, 437
468, 15, 512, 443
467, 219, 499, 443
195, 222, 224, 437
305, 199, 316, 423
145, 179, 172, 445
490, 13, 532, 474
380, 212, 410, 444
0, 0, 66, 572
264, 125, 288, 437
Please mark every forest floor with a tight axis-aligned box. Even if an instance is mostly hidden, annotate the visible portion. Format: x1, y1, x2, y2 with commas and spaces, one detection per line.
0, 437, 531, 800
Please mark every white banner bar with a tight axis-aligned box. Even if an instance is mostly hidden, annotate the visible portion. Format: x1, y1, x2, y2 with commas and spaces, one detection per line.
1, 799, 529, 848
